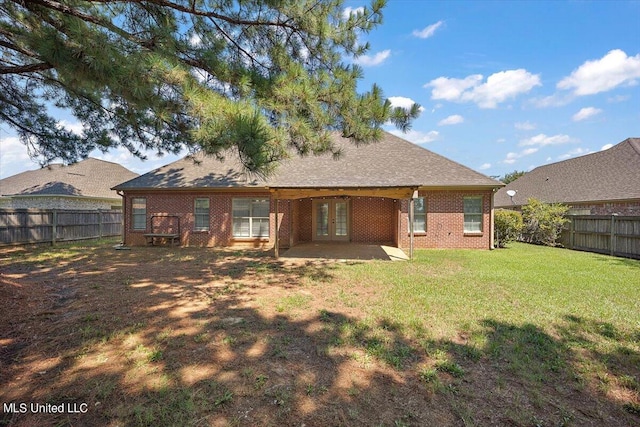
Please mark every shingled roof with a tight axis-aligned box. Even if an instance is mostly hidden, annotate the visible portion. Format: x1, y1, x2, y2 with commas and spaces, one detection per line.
1, 158, 138, 200
495, 137, 640, 207
114, 131, 501, 190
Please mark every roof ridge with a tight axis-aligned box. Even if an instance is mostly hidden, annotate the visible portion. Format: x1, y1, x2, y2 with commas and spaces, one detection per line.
525, 137, 639, 173
383, 131, 503, 184
114, 130, 502, 190
625, 137, 640, 156
495, 137, 640, 207
75, 157, 131, 168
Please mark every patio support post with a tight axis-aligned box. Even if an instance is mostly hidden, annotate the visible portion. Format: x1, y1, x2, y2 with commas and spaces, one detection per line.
409, 196, 414, 260
490, 189, 496, 249
274, 197, 279, 258
117, 190, 125, 245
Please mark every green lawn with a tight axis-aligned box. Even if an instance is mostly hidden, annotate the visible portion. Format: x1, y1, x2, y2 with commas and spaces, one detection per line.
332, 243, 640, 421
347, 243, 638, 337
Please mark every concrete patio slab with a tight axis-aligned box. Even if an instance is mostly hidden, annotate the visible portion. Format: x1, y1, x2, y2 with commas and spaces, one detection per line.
281, 243, 409, 261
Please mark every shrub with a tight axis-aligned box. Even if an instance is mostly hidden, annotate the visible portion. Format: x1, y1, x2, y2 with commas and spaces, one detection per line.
494, 209, 524, 248
521, 198, 569, 246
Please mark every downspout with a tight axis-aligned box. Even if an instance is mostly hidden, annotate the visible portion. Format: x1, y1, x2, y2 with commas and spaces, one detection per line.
274, 197, 279, 258
409, 197, 414, 260
117, 190, 125, 245
409, 189, 418, 260
490, 188, 496, 249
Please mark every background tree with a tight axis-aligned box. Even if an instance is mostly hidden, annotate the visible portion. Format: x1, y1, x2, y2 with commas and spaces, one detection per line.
0, 0, 419, 174
500, 170, 526, 184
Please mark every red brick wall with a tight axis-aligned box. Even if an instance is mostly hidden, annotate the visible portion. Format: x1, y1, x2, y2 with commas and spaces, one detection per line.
292, 197, 395, 244
398, 190, 494, 249
351, 197, 396, 243
123, 189, 495, 249
297, 199, 313, 242
123, 190, 289, 248
272, 199, 291, 248
291, 199, 300, 246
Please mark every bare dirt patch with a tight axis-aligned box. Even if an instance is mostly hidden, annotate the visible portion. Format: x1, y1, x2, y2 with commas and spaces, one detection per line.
0, 243, 447, 426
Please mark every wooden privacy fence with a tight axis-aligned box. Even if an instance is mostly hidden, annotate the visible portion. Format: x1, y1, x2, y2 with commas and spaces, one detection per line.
561, 215, 640, 259
0, 209, 123, 246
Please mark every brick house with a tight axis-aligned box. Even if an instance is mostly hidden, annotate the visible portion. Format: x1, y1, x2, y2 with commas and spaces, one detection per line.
113, 132, 503, 251
495, 137, 640, 216
0, 158, 138, 210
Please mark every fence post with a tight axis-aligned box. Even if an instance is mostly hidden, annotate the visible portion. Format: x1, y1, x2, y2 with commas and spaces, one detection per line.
569, 216, 575, 249
98, 209, 103, 238
52, 210, 57, 246
610, 214, 616, 256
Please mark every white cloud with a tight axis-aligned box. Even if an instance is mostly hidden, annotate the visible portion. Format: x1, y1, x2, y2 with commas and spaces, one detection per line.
389, 129, 439, 144
469, 70, 542, 108
529, 93, 574, 108
412, 21, 443, 39
0, 131, 179, 179
56, 120, 83, 136
91, 146, 136, 165
192, 69, 208, 83
607, 94, 630, 103
0, 136, 36, 178
519, 133, 572, 147
557, 49, 640, 95
557, 147, 591, 160
388, 96, 425, 112
189, 33, 202, 46
354, 49, 391, 67
515, 121, 536, 130
430, 103, 443, 113
425, 75, 482, 101
503, 148, 538, 164
438, 114, 464, 126
342, 6, 365, 19
426, 69, 541, 108
90, 146, 186, 175
298, 46, 310, 60
572, 107, 602, 122
478, 163, 491, 170
600, 143, 614, 151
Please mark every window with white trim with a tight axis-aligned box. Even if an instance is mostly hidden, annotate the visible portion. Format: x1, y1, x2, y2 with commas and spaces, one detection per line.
194, 198, 210, 231
132, 198, 146, 230
409, 197, 426, 233
232, 199, 269, 238
463, 196, 483, 233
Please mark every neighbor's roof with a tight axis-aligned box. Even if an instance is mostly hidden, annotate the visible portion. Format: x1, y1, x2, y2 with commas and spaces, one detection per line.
0, 158, 138, 200
113, 131, 502, 190
495, 137, 640, 207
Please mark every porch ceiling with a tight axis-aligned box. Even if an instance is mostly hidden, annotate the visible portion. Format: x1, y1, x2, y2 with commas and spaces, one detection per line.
269, 187, 417, 200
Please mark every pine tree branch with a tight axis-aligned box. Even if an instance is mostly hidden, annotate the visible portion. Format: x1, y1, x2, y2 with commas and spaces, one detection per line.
15, 0, 272, 77
86, 0, 301, 30
17, 0, 112, 30
205, 17, 269, 71
0, 39, 41, 60
0, 107, 51, 140
0, 62, 53, 74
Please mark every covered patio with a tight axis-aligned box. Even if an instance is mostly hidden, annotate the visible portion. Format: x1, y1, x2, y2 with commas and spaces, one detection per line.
271, 187, 421, 259
280, 242, 409, 261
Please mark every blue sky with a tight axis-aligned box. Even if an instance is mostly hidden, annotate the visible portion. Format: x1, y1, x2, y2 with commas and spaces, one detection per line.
1, 0, 639, 179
